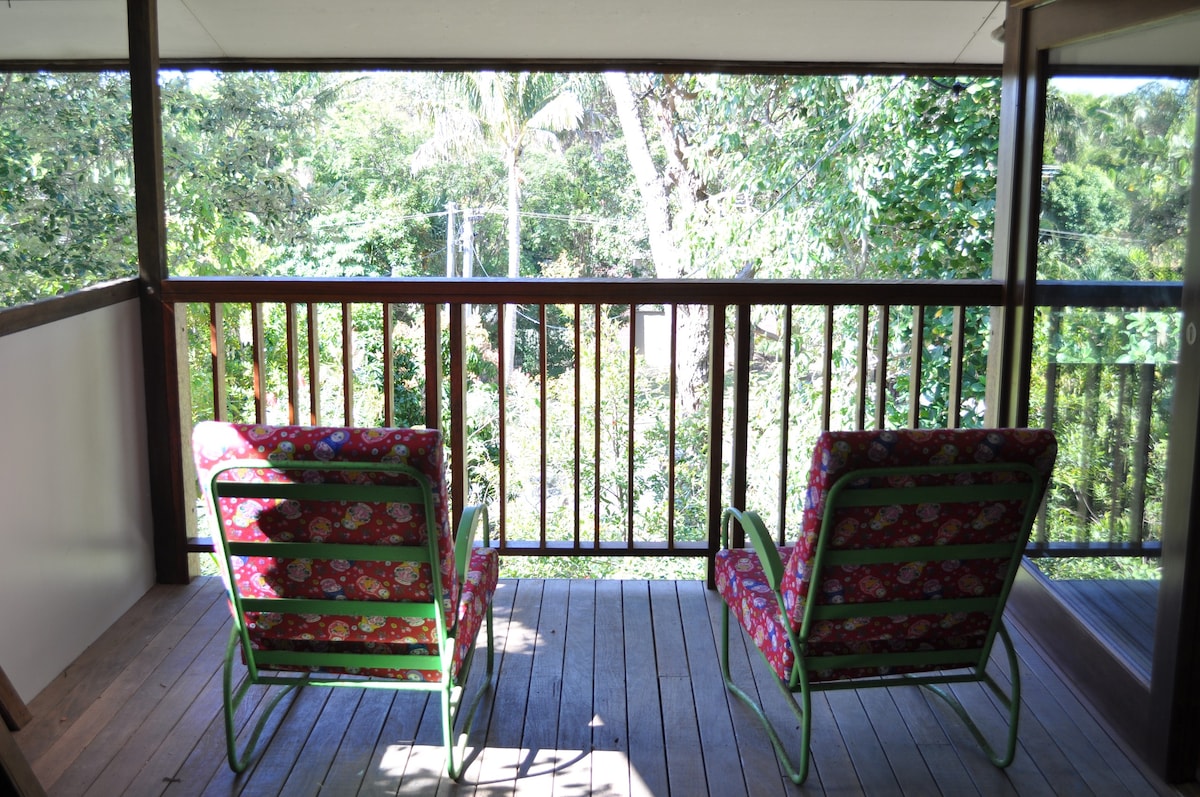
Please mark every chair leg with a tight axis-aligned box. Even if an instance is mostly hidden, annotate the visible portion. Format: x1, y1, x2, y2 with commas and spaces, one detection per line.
720, 601, 813, 785
222, 628, 304, 774
919, 621, 1022, 768
444, 605, 496, 780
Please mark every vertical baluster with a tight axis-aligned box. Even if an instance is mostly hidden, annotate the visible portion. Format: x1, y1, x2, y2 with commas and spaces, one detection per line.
875, 304, 890, 429
1079, 362, 1100, 539
307, 304, 320, 425
822, 305, 834, 432
573, 303, 583, 549
856, 304, 870, 430
341, 302, 353, 426
948, 305, 967, 429
285, 302, 299, 425
593, 304, 602, 549
1110, 364, 1130, 544
627, 303, 637, 549
251, 302, 265, 424
908, 305, 926, 429
777, 305, 793, 547
383, 302, 394, 427
424, 303, 442, 429
730, 305, 752, 550
1037, 310, 1062, 549
209, 302, 226, 421
498, 303, 508, 551
1132, 362, 1156, 547
668, 304, 679, 551
706, 304, 728, 585
541, 303, 550, 551
446, 302, 465, 531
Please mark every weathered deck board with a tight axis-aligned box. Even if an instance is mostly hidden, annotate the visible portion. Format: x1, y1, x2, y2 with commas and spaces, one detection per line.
1052, 579, 1158, 678
13, 577, 1191, 797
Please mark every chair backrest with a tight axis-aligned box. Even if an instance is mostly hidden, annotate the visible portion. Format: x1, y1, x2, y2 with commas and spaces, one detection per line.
192, 422, 459, 677
779, 428, 1056, 681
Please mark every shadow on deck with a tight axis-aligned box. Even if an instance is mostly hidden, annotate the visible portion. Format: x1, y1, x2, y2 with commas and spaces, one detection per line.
12, 577, 1190, 796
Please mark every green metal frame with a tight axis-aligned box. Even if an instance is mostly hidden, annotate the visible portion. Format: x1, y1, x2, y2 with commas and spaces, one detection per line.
206, 459, 494, 779
720, 462, 1049, 785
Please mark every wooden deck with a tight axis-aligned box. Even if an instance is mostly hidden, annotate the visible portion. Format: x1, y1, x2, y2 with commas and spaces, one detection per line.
12, 576, 1191, 797
1051, 578, 1159, 680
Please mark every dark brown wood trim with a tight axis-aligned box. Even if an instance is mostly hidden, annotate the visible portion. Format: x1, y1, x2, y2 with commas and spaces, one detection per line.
128, 0, 189, 585
447, 303, 467, 530
1007, 562, 1151, 757
0, 279, 138, 338
988, 2, 1046, 428
0, 666, 30, 732
729, 305, 752, 549
0, 57, 1002, 78
1035, 280, 1183, 308
1148, 87, 1200, 782
1030, 0, 1200, 51
0, 722, 45, 797
1048, 63, 1200, 79
705, 305, 727, 588
161, 277, 1005, 307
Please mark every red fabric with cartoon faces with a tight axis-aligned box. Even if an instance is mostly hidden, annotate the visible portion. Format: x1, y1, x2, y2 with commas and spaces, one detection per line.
193, 421, 497, 682
715, 546, 797, 680
719, 428, 1056, 682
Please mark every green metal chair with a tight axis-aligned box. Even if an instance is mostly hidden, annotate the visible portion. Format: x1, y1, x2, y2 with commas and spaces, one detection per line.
192, 421, 499, 778
716, 428, 1057, 784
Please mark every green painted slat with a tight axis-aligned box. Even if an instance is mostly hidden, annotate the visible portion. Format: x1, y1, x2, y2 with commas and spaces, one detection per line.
823, 542, 1015, 565
226, 541, 431, 562
810, 597, 998, 620
804, 647, 986, 673
240, 597, 440, 618
215, 481, 425, 504
833, 481, 1035, 508
254, 650, 449, 672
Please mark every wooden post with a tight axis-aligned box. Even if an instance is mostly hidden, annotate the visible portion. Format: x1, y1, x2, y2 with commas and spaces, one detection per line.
128, 0, 189, 583
1, 722, 45, 797
0, 666, 31, 731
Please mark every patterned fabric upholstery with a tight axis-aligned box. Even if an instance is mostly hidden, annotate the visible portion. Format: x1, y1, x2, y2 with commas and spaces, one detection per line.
718, 428, 1056, 682
193, 421, 499, 682
716, 546, 797, 680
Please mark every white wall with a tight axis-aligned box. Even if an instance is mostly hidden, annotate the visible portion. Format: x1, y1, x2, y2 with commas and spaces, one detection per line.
0, 299, 156, 702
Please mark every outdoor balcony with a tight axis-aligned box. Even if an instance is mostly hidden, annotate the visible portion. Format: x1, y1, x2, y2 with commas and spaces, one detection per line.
2, 273, 1182, 795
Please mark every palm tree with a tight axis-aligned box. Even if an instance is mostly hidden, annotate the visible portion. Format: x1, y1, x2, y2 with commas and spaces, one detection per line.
414, 72, 582, 374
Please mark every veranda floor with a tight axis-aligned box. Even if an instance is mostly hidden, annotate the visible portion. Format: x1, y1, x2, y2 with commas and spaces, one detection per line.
13, 576, 1192, 797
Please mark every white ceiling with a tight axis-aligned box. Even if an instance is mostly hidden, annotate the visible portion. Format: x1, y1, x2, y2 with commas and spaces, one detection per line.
0, 0, 1008, 65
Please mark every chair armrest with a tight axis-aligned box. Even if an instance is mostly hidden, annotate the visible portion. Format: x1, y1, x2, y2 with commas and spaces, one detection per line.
721, 507, 785, 591
454, 503, 491, 584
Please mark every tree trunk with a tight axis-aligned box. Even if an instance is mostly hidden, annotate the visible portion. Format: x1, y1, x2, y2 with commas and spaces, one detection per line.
605, 72, 709, 410
604, 72, 678, 279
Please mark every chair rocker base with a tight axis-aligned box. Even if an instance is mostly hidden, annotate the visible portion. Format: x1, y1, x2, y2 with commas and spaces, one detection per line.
222, 608, 496, 779
720, 605, 1022, 786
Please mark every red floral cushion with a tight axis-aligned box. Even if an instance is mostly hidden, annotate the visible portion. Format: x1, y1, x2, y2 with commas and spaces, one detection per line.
193, 422, 496, 682
716, 547, 796, 679
721, 428, 1056, 682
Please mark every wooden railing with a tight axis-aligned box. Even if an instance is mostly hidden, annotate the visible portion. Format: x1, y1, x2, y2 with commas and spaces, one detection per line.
164, 276, 1180, 571
164, 277, 1002, 571
1028, 281, 1182, 560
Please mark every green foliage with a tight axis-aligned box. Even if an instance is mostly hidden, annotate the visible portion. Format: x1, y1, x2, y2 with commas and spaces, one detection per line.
1032, 556, 1160, 581
6, 68, 1193, 586
0, 72, 137, 304
1030, 78, 1193, 562
1040, 79, 1195, 282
